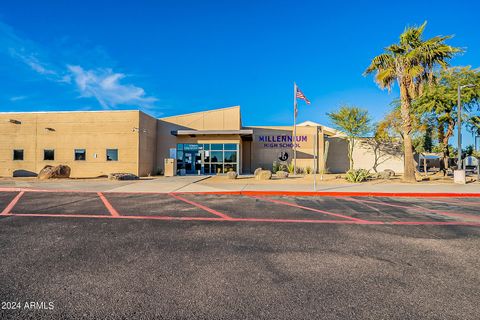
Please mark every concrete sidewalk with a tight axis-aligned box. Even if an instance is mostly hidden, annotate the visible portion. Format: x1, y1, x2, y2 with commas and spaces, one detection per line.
0, 176, 208, 193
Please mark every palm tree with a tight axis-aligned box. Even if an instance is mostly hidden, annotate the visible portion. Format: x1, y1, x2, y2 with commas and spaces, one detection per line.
364, 22, 460, 182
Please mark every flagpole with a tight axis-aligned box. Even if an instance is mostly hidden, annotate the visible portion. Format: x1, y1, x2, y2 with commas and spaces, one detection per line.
293, 82, 297, 176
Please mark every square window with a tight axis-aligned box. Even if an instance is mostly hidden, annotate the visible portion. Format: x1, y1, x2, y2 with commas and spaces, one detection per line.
13, 149, 24, 161
210, 151, 223, 163
44, 149, 54, 161
203, 144, 210, 151
106, 149, 118, 161
74, 149, 86, 161
224, 151, 237, 163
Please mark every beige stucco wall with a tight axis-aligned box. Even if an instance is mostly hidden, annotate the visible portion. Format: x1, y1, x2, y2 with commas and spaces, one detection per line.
159, 106, 241, 131
248, 125, 324, 172
353, 139, 404, 173
138, 111, 158, 176
326, 137, 404, 173
0, 111, 142, 178
156, 106, 242, 173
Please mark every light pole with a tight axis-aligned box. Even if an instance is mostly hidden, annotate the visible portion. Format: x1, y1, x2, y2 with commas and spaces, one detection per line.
457, 84, 475, 170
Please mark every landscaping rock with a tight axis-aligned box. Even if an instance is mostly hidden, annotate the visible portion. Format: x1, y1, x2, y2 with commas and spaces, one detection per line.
254, 168, 263, 177
226, 171, 238, 179
108, 173, 139, 181
276, 170, 289, 179
38, 165, 71, 180
383, 169, 395, 177
255, 170, 272, 180
376, 171, 391, 180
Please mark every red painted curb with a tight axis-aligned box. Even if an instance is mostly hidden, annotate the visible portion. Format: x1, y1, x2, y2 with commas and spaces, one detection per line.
173, 190, 480, 198
0, 187, 479, 198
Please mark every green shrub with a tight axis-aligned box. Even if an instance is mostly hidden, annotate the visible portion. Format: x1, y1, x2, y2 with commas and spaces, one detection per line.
272, 161, 279, 173
345, 169, 371, 183
305, 166, 312, 174
279, 164, 288, 172
287, 162, 295, 174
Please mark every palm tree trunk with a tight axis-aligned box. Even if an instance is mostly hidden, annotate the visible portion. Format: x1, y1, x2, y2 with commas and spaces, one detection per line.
400, 79, 416, 182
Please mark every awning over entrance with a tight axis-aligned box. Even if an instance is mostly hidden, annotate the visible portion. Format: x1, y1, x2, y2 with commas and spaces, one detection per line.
171, 129, 253, 137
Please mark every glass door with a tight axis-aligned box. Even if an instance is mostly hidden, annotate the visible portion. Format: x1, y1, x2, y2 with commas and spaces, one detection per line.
184, 152, 195, 174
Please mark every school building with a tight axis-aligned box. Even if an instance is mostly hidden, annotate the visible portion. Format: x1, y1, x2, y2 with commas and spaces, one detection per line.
0, 106, 404, 178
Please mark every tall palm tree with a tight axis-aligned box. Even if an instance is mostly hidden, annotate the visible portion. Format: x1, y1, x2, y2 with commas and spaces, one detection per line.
364, 22, 460, 182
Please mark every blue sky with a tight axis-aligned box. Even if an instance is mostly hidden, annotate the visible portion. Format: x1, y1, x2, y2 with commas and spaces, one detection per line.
0, 1, 479, 145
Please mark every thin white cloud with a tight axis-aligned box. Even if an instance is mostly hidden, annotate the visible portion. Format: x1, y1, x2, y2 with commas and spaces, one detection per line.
0, 20, 158, 110
67, 65, 157, 109
9, 48, 57, 76
9, 95, 27, 102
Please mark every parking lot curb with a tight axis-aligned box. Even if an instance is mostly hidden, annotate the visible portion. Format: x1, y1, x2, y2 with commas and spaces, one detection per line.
0, 187, 479, 197
173, 191, 480, 198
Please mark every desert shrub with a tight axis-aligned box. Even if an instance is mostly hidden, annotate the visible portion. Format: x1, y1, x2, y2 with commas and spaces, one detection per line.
287, 162, 295, 174
272, 161, 279, 173
305, 166, 312, 174
345, 169, 371, 183
279, 164, 288, 172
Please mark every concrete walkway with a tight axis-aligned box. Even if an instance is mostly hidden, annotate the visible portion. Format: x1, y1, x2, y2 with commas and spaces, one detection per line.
0, 176, 209, 193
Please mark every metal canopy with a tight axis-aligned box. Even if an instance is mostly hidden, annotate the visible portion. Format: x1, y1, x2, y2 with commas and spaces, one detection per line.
171, 129, 254, 136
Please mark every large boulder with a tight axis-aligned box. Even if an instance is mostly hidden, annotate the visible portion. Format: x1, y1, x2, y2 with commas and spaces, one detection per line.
255, 170, 272, 180
226, 171, 238, 179
383, 169, 395, 177
254, 168, 263, 177
108, 173, 139, 181
276, 170, 289, 179
38, 165, 71, 180
375, 171, 391, 180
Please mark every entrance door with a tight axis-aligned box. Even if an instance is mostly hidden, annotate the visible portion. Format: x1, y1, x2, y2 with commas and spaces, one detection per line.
184, 152, 195, 174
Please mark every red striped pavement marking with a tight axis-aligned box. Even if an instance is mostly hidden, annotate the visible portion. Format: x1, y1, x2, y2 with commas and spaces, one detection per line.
168, 193, 233, 220
1, 191, 25, 215
249, 195, 367, 222
4, 213, 480, 226
345, 197, 384, 214
97, 192, 119, 217
426, 198, 480, 207
343, 197, 480, 222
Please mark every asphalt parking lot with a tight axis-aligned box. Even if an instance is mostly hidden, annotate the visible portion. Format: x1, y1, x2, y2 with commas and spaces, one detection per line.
1, 190, 479, 319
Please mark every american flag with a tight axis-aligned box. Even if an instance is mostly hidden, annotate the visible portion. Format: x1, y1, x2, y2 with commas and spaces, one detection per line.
295, 86, 311, 104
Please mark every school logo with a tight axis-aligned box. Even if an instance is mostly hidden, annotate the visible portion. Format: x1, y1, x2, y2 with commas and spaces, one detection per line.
278, 151, 289, 162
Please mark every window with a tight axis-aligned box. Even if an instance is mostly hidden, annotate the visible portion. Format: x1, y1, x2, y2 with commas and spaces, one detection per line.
106, 149, 118, 161
210, 151, 223, 163
224, 151, 237, 163
74, 149, 86, 161
211, 144, 223, 150
224, 144, 237, 151
13, 149, 24, 161
44, 149, 54, 161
